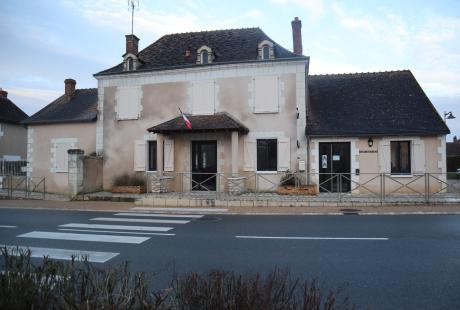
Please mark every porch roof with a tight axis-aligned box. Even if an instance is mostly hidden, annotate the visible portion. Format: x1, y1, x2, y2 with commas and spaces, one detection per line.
147, 112, 249, 134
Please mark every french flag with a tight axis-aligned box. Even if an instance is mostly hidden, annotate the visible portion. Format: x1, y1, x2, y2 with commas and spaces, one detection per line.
179, 107, 192, 129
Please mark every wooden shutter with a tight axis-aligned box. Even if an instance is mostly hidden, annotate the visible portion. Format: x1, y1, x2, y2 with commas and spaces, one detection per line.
412, 139, 425, 174
164, 138, 174, 172
379, 140, 391, 173
55, 143, 70, 173
134, 140, 146, 171
278, 138, 290, 171
254, 76, 279, 113
243, 139, 256, 171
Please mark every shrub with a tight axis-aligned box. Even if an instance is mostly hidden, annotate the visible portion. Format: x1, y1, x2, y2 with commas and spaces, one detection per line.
279, 170, 301, 187
113, 173, 146, 187
0, 247, 354, 309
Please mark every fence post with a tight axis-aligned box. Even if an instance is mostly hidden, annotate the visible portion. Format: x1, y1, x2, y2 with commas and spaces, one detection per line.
425, 173, 430, 203
43, 177, 46, 200
338, 173, 342, 202
382, 173, 386, 204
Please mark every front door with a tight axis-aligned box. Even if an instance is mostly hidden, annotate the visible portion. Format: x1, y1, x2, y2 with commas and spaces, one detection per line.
319, 142, 351, 192
191, 141, 217, 191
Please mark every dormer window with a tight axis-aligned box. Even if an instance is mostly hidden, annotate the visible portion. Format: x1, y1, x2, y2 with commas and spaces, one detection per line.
197, 45, 213, 64
258, 40, 274, 60
123, 54, 138, 72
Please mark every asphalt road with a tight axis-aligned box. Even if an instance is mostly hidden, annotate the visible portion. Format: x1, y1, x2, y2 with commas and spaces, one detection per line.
0, 207, 459, 309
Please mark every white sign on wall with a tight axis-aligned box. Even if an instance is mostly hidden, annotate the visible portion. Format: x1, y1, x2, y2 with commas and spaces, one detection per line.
322, 155, 327, 169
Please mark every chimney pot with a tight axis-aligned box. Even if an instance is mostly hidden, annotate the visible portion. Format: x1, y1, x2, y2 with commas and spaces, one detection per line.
125, 34, 140, 55
291, 17, 303, 55
64, 78, 76, 99
0, 88, 7, 98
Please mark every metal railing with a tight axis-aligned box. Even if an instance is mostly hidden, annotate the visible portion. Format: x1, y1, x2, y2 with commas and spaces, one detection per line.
0, 160, 27, 176
0, 175, 46, 200
147, 171, 460, 204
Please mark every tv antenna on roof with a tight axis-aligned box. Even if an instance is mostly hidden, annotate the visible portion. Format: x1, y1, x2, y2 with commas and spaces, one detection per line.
128, 0, 139, 35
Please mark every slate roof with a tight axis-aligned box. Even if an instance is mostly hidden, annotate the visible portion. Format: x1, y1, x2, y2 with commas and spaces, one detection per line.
306, 70, 450, 137
95, 28, 307, 76
147, 112, 249, 134
22, 89, 98, 125
0, 96, 28, 124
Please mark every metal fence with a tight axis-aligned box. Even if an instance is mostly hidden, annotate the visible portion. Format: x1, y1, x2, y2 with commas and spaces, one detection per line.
0, 160, 27, 176
147, 171, 460, 203
0, 175, 46, 200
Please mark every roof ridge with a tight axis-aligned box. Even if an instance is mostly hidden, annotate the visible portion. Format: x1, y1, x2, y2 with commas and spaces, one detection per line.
309, 70, 411, 78
161, 27, 260, 36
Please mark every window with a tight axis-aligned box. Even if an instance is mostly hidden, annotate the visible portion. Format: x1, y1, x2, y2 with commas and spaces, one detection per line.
391, 141, 411, 174
127, 58, 134, 71
262, 46, 270, 60
148, 141, 157, 171
55, 143, 71, 173
257, 139, 277, 171
201, 51, 208, 64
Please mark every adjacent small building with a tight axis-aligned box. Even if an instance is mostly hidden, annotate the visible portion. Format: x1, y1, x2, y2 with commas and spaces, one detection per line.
21, 79, 98, 193
0, 88, 28, 161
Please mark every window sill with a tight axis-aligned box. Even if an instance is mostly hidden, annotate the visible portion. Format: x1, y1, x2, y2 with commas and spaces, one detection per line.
253, 111, 279, 114
146, 170, 157, 173
389, 174, 413, 178
256, 171, 278, 175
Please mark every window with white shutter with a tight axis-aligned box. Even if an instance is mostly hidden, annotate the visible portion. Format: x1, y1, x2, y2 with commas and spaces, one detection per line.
163, 138, 174, 171
55, 143, 71, 173
116, 86, 142, 120
277, 138, 290, 171
243, 139, 256, 171
253, 76, 279, 113
192, 80, 214, 115
134, 140, 146, 171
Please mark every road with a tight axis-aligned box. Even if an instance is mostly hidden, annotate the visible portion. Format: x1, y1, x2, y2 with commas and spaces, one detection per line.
0, 206, 459, 309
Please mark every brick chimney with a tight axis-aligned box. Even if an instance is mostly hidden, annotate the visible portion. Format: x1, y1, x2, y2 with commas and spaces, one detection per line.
0, 88, 7, 98
125, 34, 139, 55
64, 78, 76, 100
291, 17, 303, 55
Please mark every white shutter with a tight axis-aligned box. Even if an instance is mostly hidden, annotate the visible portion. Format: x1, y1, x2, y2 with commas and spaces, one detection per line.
243, 139, 256, 171
55, 143, 70, 173
379, 140, 391, 173
192, 80, 214, 115
134, 140, 146, 171
254, 76, 279, 113
413, 139, 425, 174
278, 138, 290, 171
164, 138, 174, 172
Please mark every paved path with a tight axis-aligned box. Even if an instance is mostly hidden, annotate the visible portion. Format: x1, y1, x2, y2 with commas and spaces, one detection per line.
0, 206, 459, 309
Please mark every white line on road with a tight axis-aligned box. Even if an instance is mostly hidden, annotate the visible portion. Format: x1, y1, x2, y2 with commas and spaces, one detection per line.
0, 245, 118, 263
59, 223, 173, 232
0, 225, 17, 228
115, 213, 203, 218
18, 231, 150, 244
90, 217, 189, 224
58, 228, 175, 236
235, 236, 389, 241
131, 207, 228, 213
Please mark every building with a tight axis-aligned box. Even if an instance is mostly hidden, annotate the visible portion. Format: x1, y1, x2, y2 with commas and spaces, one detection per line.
22, 79, 98, 193
23, 17, 450, 195
0, 88, 28, 161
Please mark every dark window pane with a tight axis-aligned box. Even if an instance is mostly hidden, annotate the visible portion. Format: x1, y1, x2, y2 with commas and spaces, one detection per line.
202, 51, 208, 64
148, 141, 157, 171
128, 58, 134, 71
263, 46, 270, 60
257, 139, 277, 171
391, 141, 411, 174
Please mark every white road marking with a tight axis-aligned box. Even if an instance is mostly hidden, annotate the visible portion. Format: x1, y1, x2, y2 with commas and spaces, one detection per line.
235, 235, 389, 241
115, 213, 203, 218
59, 223, 173, 232
18, 231, 150, 244
131, 207, 228, 213
58, 228, 175, 236
90, 217, 189, 224
0, 225, 17, 228
0, 245, 118, 263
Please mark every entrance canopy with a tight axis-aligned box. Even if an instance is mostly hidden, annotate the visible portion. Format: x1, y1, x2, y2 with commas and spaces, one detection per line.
147, 112, 249, 134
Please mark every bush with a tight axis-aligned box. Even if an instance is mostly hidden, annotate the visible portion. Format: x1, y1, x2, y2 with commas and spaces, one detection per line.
279, 170, 301, 187
0, 247, 354, 309
113, 173, 146, 187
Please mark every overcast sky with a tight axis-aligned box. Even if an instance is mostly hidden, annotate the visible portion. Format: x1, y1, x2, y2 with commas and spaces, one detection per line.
1, 0, 459, 139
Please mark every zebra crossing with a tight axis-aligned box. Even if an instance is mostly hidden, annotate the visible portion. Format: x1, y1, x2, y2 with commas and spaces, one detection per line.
5, 210, 207, 263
